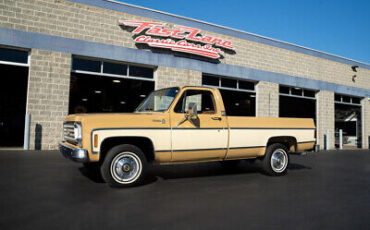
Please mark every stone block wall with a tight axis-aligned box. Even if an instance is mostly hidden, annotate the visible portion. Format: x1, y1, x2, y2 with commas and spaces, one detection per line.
256, 81, 279, 117
156, 66, 201, 90
26, 49, 71, 150
316, 91, 335, 149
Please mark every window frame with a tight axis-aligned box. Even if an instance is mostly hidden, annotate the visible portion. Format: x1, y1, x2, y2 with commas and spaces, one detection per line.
71, 56, 155, 82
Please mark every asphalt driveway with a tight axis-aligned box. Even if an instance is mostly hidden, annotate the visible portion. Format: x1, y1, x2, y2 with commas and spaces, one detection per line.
0, 149, 369, 230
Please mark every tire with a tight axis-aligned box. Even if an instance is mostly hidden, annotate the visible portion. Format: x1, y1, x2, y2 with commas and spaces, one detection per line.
100, 144, 148, 188
260, 143, 289, 176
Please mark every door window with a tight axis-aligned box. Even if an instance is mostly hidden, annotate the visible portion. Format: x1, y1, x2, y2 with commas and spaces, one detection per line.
174, 90, 216, 114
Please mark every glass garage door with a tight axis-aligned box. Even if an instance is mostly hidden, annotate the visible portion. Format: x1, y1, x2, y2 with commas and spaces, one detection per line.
69, 57, 155, 114
0, 47, 29, 147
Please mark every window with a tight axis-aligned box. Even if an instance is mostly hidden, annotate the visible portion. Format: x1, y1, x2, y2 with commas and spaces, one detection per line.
220, 89, 255, 116
136, 87, 179, 112
72, 58, 100, 72
0, 47, 28, 64
103, 62, 127, 75
202, 74, 255, 91
69, 73, 154, 114
174, 90, 216, 114
334, 94, 361, 105
279, 85, 316, 119
129, 65, 153, 79
202, 74, 256, 116
279, 86, 316, 99
221, 78, 237, 88
72, 57, 154, 79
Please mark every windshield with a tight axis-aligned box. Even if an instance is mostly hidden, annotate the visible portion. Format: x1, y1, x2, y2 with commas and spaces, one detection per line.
135, 87, 180, 112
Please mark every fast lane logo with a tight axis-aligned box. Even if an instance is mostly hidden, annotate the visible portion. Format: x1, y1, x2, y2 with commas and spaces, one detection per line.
119, 20, 235, 59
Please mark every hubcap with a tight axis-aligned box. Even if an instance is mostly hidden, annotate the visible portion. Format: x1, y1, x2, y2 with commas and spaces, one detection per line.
270, 149, 288, 173
110, 152, 142, 184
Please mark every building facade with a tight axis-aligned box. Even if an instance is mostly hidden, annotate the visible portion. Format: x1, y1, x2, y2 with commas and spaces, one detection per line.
0, 0, 369, 150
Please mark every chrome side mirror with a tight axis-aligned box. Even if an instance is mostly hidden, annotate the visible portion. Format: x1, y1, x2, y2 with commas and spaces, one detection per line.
186, 103, 198, 119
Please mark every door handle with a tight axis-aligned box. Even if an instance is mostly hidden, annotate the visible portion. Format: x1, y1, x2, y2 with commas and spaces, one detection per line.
211, 117, 222, 121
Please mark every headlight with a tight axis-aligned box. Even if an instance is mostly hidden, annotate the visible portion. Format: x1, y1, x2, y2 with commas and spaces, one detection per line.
74, 122, 82, 141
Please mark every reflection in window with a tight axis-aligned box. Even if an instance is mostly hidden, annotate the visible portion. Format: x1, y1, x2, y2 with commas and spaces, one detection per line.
69, 73, 154, 114
174, 90, 215, 114
220, 89, 255, 116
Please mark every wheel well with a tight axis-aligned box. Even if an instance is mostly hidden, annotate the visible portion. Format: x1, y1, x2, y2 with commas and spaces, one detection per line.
99, 137, 155, 163
267, 136, 297, 152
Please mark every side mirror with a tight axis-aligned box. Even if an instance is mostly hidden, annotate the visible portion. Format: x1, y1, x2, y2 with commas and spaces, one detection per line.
186, 103, 198, 119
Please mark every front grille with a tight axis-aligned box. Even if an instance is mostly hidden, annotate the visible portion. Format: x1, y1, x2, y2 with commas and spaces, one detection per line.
63, 122, 77, 144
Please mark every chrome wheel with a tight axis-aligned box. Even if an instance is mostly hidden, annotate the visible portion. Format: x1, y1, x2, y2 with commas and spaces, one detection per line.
270, 149, 288, 173
110, 152, 142, 184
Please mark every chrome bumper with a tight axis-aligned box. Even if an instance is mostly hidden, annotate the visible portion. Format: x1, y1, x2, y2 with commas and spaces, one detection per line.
59, 142, 88, 163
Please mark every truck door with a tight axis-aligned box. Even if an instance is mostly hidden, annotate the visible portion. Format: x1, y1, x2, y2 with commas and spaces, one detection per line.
169, 88, 228, 162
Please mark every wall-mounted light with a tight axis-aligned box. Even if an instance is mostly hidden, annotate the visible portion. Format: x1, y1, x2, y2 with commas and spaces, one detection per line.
351, 65, 358, 82
140, 94, 146, 97
351, 65, 358, 72
82, 98, 88, 101
113, 79, 121, 83
95, 90, 102, 94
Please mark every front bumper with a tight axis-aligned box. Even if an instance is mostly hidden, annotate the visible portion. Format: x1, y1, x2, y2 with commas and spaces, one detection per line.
59, 142, 88, 163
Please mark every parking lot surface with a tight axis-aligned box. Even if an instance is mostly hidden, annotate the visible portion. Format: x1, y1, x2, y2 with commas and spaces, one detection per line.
0, 149, 369, 230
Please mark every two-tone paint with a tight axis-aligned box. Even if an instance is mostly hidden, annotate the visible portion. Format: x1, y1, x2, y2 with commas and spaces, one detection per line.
63, 86, 315, 164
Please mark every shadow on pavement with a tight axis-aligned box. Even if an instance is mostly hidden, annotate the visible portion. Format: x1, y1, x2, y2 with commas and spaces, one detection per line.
78, 160, 312, 185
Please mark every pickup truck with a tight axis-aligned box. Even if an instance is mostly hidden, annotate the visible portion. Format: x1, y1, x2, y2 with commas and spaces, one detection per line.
59, 86, 316, 187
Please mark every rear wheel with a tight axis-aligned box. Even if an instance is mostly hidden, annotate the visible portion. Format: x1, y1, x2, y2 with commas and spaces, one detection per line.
260, 143, 289, 176
101, 144, 148, 188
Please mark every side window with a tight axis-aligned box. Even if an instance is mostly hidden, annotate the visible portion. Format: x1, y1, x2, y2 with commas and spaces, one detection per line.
174, 90, 216, 114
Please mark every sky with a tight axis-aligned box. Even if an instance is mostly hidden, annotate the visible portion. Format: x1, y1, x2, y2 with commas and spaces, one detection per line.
116, 0, 370, 64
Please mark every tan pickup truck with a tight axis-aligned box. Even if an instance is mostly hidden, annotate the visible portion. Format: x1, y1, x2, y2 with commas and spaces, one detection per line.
59, 86, 315, 187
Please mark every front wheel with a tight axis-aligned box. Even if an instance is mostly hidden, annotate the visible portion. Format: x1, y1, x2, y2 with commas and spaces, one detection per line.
101, 144, 148, 188
260, 143, 289, 176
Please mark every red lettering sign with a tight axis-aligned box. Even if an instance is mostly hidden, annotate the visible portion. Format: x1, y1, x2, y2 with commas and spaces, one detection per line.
119, 20, 235, 59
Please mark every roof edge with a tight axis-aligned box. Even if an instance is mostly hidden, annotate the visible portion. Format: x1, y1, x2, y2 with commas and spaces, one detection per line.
67, 0, 370, 69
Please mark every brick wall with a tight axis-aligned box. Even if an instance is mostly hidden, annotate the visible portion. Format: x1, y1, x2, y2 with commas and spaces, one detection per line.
0, 0, 369, 89
316, 91, 335, 149
256, 82, 279, 117
156, 66, 201, 90
27, 49, 71, 150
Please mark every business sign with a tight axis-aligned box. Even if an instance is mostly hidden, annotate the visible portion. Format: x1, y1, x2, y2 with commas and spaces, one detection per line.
119, 20, 235, 59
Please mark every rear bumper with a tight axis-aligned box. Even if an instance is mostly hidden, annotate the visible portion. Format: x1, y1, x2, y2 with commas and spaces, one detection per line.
59, 142, 88, 163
